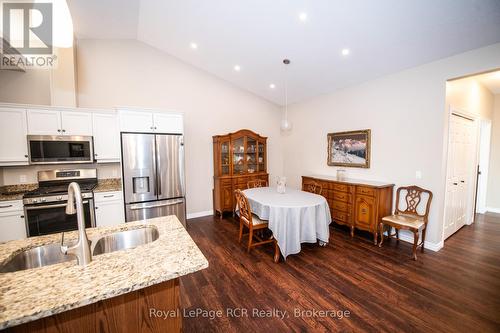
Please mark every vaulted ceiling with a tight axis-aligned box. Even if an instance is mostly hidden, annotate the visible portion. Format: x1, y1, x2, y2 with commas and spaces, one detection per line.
68, 0, 500, 105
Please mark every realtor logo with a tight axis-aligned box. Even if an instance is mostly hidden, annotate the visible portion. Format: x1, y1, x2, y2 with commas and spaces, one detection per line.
2, 2, 53, 54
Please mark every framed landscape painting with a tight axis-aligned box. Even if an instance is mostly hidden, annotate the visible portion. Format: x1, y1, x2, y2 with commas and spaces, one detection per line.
327, 129, 371, 168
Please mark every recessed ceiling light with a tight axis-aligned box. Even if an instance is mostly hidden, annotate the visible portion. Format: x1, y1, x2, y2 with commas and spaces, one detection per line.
269, 83, 276, 89
299, 12, 308, 21
234, 65, 241, 72
341, 48, 350, 56
190, 42, 198, 49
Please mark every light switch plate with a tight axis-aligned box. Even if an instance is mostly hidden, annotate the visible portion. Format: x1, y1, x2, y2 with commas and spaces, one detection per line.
415, 171, 422, 179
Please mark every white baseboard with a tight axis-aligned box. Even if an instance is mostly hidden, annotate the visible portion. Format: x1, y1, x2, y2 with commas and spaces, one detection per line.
395, 231, 443, 252
486, 207, 500, 214
187, 210, 213, 220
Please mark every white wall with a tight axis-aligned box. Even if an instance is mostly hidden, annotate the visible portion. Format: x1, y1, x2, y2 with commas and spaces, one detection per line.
0, 69, 51, 105
75, 39, 283, 215
446, 78, 494, 120
487, 95, 500, 210
282, 43, 500, 248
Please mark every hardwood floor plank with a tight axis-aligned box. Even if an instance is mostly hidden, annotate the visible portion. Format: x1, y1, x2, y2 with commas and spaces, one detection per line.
180, 214, 500, 333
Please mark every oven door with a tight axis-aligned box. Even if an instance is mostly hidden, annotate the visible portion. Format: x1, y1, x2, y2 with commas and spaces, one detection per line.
25, 200, 95, 237
28, 135, 94, 164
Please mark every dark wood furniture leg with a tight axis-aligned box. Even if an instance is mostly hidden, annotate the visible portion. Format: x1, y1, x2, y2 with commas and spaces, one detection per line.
378, 222, 385, 247
412, 230, 419, 260
421, 227, 427, 253
274, 241, 280, 263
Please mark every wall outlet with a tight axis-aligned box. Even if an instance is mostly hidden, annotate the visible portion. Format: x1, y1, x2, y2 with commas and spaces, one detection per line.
19, 175, 27, 183
415, 171, 422, 179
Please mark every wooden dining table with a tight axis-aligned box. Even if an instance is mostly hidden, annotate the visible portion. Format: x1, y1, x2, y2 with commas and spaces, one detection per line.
242, 187, 332, 262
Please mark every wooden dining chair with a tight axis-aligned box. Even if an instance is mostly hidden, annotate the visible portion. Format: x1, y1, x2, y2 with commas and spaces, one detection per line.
302, 181, 322, 195
234, 189, 278, 260
379, 186, 433, 260
247, 179, 267, 189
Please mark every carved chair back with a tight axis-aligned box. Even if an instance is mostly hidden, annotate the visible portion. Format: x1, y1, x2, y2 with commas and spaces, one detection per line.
234, 189, 253, 227
247, 179, 267, 189
395, 186, 433, 223
303, 181, 323, 195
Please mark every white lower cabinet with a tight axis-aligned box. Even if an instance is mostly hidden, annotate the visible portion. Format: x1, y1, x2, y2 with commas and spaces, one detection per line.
0, 200, 27, 242
94, 191, 125, 227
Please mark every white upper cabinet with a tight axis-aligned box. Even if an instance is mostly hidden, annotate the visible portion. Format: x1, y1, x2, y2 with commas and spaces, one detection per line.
0, 108, 29, 166
92, 113, 120, 162
60, 112, 93, 136
119, 110, 154, 132
27, 109, 61, 135
153, 113, 183, 134
119, 110, 183, 134
27, 109, 92, 136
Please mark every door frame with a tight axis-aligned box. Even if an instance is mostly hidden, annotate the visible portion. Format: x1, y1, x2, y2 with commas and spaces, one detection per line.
442, 107, 480, 241
476, 119, 492, 214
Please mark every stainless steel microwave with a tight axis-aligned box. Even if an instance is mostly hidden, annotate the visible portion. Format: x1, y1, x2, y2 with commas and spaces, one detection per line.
27, 135, 94, 165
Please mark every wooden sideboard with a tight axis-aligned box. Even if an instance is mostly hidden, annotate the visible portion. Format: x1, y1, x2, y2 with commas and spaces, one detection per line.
213, 129, 268, 218
302, 175, 394, 244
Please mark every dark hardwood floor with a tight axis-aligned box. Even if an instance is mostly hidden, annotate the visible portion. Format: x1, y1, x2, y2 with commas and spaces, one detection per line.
180, 213, 500, 332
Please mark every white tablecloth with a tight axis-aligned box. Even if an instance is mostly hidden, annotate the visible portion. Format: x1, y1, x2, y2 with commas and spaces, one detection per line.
242, 187, 332, 259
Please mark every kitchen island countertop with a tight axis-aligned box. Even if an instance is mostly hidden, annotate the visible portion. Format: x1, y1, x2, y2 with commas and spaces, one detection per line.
0, 216, 208, 330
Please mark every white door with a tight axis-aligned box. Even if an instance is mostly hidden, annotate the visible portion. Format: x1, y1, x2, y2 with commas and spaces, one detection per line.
27, 109, 62, 135
119, 111, 154, 132
153, 113, 183, 134
0, 108, 29, 166
61, 111, 93, 136
92, 113, 120, 162
443, 113, 477, 240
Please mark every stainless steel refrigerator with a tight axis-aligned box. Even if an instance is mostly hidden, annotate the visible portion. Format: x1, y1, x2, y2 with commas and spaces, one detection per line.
121, 133, 186, 226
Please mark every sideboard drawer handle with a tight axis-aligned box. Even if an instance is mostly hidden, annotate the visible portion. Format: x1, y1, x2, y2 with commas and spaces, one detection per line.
103, 195, 114, 198
0, 204, 13, 209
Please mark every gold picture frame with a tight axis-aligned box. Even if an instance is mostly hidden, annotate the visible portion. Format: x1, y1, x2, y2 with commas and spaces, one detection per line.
327, 129, 371, 168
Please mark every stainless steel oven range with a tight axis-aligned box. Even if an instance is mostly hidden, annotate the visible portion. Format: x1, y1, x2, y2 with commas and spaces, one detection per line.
23, 169, 98, 237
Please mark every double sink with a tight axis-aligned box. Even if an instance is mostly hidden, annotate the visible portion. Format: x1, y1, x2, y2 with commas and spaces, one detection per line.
0, 226, 159, 273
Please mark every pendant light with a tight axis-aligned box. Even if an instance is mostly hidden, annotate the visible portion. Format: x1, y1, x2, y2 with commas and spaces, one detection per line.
280, 58, 293, 132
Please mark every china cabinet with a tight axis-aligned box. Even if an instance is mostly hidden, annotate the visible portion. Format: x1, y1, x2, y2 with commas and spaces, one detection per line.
213, 129, 268, 218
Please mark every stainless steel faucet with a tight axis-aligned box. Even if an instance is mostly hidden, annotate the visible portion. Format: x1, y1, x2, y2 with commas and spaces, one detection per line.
61, 182, 92, 266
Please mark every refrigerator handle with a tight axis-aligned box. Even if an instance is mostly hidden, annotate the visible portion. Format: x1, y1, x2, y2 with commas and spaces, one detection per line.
155, 136, 161, 197
179, 136, 185, 195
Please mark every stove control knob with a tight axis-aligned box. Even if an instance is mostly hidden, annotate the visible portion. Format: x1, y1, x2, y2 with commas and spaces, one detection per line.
40, 198, 46, 202
32, 199, 38, 203
57, 196, 63, 201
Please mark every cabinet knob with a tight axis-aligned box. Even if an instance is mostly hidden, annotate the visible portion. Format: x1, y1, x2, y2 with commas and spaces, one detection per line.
20, 215, 24, 219
94, 153, 98, 157
58, 129, 61, 132
95, 206, 99, 210
24, 155, 28, 158
62, 129, 66, 133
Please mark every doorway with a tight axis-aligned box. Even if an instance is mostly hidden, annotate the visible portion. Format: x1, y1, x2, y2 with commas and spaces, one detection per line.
476, 120, 492, 214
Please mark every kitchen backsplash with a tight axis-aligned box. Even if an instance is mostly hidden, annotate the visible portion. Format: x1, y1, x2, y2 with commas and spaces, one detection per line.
0, 163, 121, 185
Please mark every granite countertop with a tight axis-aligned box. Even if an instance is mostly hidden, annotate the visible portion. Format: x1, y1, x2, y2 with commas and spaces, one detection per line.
0, 184, 37, 201
305, 174, 394, 188
93, 178, 122, 192
0, 216, 208, 330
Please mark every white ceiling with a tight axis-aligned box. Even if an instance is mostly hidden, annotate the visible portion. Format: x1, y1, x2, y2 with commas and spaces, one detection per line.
476, 71, 500, 95
68, 0, 500, 105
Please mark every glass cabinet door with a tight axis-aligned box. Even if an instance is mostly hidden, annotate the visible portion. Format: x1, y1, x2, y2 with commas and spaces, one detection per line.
232, 136, 245, 174
246, 136, 257, 174
257, 140, 266, 172
221, 140, 230, 175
